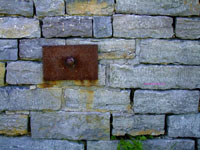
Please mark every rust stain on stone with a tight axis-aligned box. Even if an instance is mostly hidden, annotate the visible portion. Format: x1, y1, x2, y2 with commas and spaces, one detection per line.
67, 0, 110, 15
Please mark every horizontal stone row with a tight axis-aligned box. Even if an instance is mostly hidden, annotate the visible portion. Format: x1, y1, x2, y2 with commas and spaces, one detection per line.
1, 112, 200, 139
1, 38, 200, 65
0, 136, 84, 150
6, 61, 106, 86
109, 64, 200, 89
1, 0, 199, 17
88, 139, 195, 150
0, 136, 196, 150
0, 16, 199, 39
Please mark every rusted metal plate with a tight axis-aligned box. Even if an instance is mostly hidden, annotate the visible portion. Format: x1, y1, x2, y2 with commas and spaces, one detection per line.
43, 45, 98, 81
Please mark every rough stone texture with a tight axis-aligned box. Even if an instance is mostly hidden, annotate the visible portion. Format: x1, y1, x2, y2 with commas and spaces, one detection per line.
168, 114, 200, 137
19, 39, 65, 60
0, 115, 28, 136
66, 0, 114, 15
66, 38, 135, 60
176, 17, 200, 39
93, 16, 112, 38
0, 63, 5, 86
113, 15, 173, 38
0, 0, 33, 17
0, 87, 61, 111
109, 64, 200, 89
142, 139, 195, 150
116, 0, 200, 16
6, 61, 43, 85
34, 0, 65, 17
87, 139, 195, 150
112, 113, 165, 136
0, 40, 18, 60
0, 17, 40, 38
134, 90, 199, 114
0, 136, 84, 150
64, 88, 131, 112
31, 111, 110, 140
42, 16, 92, 38
139, 39, 200, 65
38, 64, 106, 87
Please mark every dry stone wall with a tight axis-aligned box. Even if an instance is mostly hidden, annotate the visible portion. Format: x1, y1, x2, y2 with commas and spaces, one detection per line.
0, 0, 200, 150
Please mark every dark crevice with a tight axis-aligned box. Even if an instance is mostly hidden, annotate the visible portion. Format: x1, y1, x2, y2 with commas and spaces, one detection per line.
111, 15, 114, 37
172, 17, 176, 38
17, 39, 20, 60
83, 140, 87, 150
28, 115, 31, 135
4, 62, 7, 85
33, 1, 36, 17
64, 0, 67, 14
195, 139, 198, 150
164, 115, 168, 136
39, 20, 44, 38
110, 113, 113, 139
130, 89, 134, 110
92, 18, 94, 38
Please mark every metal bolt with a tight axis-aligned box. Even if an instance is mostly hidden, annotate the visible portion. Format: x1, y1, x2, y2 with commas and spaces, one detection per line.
65, 57, 75, 67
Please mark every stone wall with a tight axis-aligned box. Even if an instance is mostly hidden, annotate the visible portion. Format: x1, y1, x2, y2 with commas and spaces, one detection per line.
0, 0, 200, 150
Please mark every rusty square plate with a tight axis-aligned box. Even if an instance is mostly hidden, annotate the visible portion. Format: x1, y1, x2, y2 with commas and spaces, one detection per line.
43, 45, 98, 81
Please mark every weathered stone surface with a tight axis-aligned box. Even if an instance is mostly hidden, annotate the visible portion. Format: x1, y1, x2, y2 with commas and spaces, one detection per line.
134, 90, 199, 114
139, 39, 200, 65
6, 61, 42, 85
109, 64, 200, 89
0, 40, 18, 60
116, 0, 200, 16
38, 64, 106, 87
0, 63, 5, 86
64, 88, 131, 112
42, 16, 92, 38
0, 17, 40, 38
34, 0, 65, 17
19, 39, 65, 60
0, 136, 84, 150
197, 140, 200, 150
66, 38, 135, 60
176, 17, 200, 39
0, 87, 61, 111
31, 111, 110, 140
112, 113, 165, 136
87, 139, 195, 150
142, 139, 195, 150
93, 16, 112, 38
66, 0, 114, 15
0, 115, 28, 136
0, 0, 33, 17
113, 15, 173, 38
168, 114, 200, 137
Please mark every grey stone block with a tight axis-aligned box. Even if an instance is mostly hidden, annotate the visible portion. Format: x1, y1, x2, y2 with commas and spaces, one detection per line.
116, 0, 200, 16
34, 0, 65, 17
176, 17, 200, 39
142, 139, 195, 150
168, 114, 200, 137
19, 39, 65, 60
0, 17, 40, 38
109, 64, 200, 89
66, 38, 135, 60
134, 90, 199, 114
64, 88, 131, 112
31, 111, 110, 140
0, 114, 28, 136
93, 16, 112, 38
112, 113, 165, 136
113, 15, 173, 38
87, 139, 195, 150
0, 136, 84, 150
139, 39, 200, 65
42, 16, 92, 38
66, 0, 114, 15
0, 40, 18, 61
0, 87, 62, 111
6, 61, 43, 85
0, 0, 33, 17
